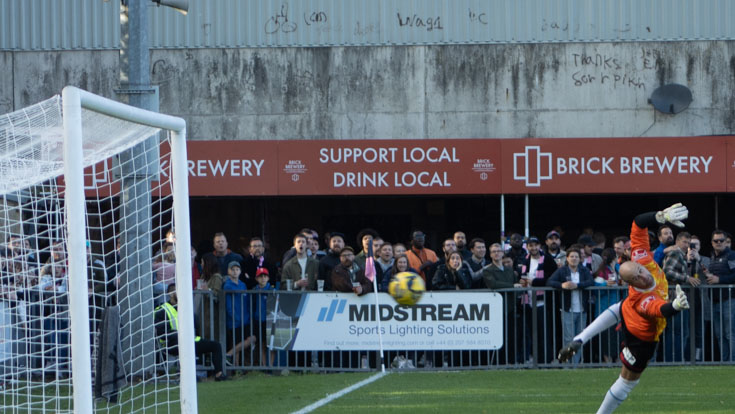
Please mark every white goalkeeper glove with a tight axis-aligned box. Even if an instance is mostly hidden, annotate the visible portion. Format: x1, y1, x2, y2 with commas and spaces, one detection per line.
672, 284, 689, 311
655, 203, 688, 227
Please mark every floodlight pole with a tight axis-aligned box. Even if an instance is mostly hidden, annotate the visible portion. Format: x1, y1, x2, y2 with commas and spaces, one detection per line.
117, 3, 196, 412
117, 0, 157, 384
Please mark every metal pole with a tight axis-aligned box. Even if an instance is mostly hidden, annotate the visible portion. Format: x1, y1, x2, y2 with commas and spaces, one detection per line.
500, 195, 505, 246
524, 194, 529, 238
118, 0, 157, 381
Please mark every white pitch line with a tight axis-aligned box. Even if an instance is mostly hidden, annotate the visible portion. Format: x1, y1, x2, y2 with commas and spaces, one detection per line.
291, 371, 389, 414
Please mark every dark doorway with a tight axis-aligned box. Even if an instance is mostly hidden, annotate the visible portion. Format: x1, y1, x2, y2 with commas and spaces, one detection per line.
189, 193, 732, 263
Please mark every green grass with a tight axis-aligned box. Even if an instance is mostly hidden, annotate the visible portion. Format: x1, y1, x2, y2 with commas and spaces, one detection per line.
198, 367, 735, 413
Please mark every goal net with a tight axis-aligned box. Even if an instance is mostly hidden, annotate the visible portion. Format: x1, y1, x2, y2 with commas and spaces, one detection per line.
0, 87, 196, 413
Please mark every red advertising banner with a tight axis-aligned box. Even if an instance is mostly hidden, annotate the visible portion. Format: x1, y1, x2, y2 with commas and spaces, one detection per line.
276, 139, 501, 195
172, 140, 279, 196
501, 137, 729, 194
80, 137, 735, 197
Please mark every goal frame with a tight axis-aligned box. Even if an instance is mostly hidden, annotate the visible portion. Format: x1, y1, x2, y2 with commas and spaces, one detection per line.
61, 86, 196, 413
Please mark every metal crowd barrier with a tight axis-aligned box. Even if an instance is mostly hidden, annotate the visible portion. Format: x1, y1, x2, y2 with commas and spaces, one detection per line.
190, 285, 735, 374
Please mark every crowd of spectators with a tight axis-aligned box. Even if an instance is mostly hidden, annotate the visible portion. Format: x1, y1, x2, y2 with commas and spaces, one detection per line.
1, 220, 734, 379
180, 224, 735, 370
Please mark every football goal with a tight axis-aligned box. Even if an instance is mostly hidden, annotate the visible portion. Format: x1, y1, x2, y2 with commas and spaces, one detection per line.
0, 86, 196, 413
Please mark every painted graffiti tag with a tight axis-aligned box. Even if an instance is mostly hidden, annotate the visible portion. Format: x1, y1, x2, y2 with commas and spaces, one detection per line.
265, 3, 297, 35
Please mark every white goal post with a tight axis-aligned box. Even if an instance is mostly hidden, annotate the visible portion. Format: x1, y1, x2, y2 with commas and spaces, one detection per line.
0, 86, 196, 413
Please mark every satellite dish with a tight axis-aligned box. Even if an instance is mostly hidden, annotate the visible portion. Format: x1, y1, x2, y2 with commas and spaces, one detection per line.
648, 83, 692, 114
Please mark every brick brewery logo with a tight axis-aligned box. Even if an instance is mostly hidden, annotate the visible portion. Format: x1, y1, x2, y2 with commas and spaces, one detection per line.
513, 146, 552, 187
471, 158, 496, 181
283, 159, 308, 182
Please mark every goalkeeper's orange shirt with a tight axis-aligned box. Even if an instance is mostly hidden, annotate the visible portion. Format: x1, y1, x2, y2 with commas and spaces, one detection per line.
623, 220, 669, 341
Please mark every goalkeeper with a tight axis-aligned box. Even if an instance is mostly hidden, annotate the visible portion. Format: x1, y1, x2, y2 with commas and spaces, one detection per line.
558, 204, 690, 413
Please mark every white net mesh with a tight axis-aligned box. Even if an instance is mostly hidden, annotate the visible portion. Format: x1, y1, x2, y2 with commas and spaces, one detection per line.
0, 95, 182, 412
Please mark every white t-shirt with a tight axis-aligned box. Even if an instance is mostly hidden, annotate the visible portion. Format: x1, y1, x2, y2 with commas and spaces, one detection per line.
298, 257, 307, 279
528, 257, 542, 306
570, 270, 582, 312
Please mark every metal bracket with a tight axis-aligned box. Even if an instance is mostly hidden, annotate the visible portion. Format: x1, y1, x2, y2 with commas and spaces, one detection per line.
114, 86, 157, 95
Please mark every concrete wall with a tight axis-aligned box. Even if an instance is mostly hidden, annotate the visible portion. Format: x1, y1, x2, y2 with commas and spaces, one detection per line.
3, 41, 735, 139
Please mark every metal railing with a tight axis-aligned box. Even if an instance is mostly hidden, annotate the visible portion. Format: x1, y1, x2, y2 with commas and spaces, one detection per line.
191, 285, 735, 374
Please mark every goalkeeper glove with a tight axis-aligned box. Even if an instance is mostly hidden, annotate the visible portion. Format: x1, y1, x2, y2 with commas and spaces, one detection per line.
672, 284, 689, 311
655, 203, 688, 227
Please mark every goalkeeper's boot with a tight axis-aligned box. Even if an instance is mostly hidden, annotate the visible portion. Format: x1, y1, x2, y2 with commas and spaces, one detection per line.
557, 340, 582, 363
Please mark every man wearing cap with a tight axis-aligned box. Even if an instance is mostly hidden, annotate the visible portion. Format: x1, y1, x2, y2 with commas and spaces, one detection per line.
282, 233, 319, 291
354, 228, 379, 269
518, 236, 558, 364
578, 234, 603, 274
318, 232, 345, 291
545, 230, 566, 268
331, 247, 372, 296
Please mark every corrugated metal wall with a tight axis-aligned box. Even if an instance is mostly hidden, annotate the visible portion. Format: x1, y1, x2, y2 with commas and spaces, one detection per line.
2, 0, 734, 50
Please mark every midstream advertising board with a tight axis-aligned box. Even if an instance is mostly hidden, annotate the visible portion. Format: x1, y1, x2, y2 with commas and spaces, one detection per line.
265, 292, 503, 351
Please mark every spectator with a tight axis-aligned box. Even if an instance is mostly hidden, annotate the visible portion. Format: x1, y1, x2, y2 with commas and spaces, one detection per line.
662, 231, 697, 362
612, 235, 630, 273
436, 238, 457, 267
39, 241, 67, 292
281, 233, 319, 291
392, 243, 407, 258
318, 232, 345, 291
374, 243, 394, 292
308, 229, 326, 260
380, 254, 418, 292
354, 228, 380, 269
505, 233, 527, 277
518, 236, 558, 364
7, 236, 37, 267
190, 246, 202, 291
653, 225, 675, 266
545, 230, 566, 268
465, 238, 488, 288
241, 237, 277, 289
687, 235, 709, 361
199, 255, 224, 342
592, 231, 607, 255
223, 261, 256, 367
153, 243, 176, 306
155, 284, 227, 381
406, 230, 438, 289
703, 229, 735, 362
578, 235, 603, 274
482, 243, 521, 364
454, 231, 472, 261
86, 241, 108, 335
331, 247, 372, 296
432, 251, 472, 290
251, 267, 275, 365
501, 254, 516, 278
204, 233, 244, 276
548, 248, 593, 364
482, 243, 521, 289
282, 228, 315, 265
593, 247, 622, 362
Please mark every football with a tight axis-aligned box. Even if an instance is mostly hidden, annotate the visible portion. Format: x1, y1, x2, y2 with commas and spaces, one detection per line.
388, 271, 425, 306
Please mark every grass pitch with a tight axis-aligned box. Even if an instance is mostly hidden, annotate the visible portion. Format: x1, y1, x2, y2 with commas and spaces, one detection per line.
198, 366, 734, 413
